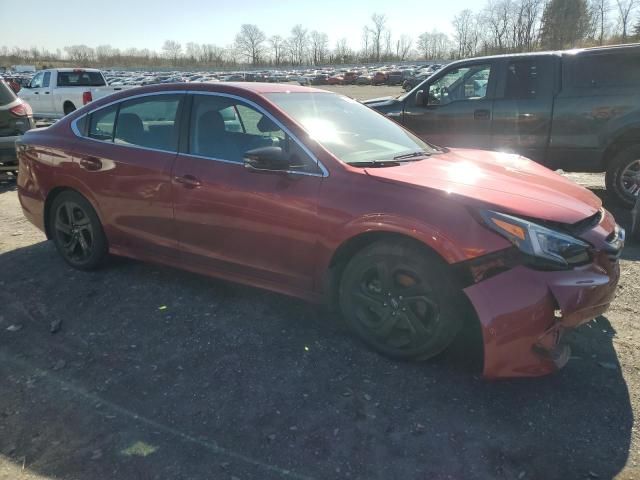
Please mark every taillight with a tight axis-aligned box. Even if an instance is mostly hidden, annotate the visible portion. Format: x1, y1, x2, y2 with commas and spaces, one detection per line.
10, 102, 32, 117
82, 91, 93, 105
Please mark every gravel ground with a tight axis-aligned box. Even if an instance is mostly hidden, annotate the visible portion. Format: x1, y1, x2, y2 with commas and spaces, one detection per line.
0, 94, 639, 480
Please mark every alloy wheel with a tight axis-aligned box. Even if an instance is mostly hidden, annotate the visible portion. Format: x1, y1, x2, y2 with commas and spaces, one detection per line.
621, 159, 640, 198
54, 201, 94, 263
350, 261, 439, 352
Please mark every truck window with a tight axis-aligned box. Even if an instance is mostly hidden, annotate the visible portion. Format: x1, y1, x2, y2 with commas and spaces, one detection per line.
42, 72, 51, 88
427, 64, 492, 106
30, 72, 44, 89
505, 60, 538, 99
566, 52, 640, 88
57, 71, 106, 87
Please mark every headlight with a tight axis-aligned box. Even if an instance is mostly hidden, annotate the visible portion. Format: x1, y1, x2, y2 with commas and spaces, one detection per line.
479, 210, 591, 269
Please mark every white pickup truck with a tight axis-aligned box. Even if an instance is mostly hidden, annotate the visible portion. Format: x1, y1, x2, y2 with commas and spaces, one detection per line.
18, 68, 129, 119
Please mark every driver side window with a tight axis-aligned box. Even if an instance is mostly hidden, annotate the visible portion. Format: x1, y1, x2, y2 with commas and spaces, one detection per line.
30, 72, 44, 89
189, 94, 317, 173
427, 64, 492, 106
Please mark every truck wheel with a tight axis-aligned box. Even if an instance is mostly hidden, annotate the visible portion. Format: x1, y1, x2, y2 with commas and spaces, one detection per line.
63, 102, 76, 116
339, 239, 463, 361
606, 145, 640, 207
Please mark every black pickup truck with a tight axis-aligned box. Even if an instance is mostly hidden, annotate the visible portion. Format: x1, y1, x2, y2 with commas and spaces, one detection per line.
364, 44, 640, 206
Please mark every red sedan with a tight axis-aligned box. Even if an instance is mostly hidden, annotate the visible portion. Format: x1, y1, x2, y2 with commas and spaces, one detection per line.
16, 83, 624, 378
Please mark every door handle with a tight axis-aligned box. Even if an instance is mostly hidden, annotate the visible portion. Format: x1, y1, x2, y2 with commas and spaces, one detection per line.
174, 174, 201, 188
474, 109, 490, 120
79, 156, 102, 171
34, 91, 39, 95
44, 91, 50, 94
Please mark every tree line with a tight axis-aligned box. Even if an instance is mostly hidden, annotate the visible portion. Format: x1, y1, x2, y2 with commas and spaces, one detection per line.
2, 2, 639, 70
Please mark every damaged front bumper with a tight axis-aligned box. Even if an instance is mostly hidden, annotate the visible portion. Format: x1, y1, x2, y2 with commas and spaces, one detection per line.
462, 212, 623, 379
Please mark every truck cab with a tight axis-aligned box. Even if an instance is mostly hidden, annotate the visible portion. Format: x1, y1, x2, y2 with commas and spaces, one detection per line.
365, 45, 640, 205
19, 68, 126, 119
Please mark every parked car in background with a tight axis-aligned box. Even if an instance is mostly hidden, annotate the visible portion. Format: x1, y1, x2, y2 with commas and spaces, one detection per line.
366, 44, 640, 206
0, 79, 34, 177
327, 75, 344, 85
16, 82, 624, 379
402, 69, 433, 91
356, 74, 372, 85
18, 68, 130, 119
387, 70, 414, 86
342, 71, 359, 84
372, 71, 388, 86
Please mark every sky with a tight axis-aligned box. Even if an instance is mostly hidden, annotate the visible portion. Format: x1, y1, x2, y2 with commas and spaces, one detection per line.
0, 0, 475, 52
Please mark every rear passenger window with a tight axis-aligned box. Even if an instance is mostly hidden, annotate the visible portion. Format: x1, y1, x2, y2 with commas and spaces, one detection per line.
114, 95, 182, 151
88, 104, 117, 141
505, 61, 537, 99
566, 52, 640, 88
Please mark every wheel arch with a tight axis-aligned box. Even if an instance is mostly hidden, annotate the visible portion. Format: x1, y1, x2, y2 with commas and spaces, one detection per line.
603, 126, 640, 166
43, 186, 103, 239
324, 229, 456, 311
63, 100, 76, 115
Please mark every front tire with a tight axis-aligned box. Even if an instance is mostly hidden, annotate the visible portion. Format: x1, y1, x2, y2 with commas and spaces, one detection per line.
49, 191, 108, 270
605, 145, 640, 207
339, 240, 463, 361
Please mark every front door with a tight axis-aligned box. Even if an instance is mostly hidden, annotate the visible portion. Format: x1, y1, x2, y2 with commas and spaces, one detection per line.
172, 93, 323, 294
402, 62, 497, 149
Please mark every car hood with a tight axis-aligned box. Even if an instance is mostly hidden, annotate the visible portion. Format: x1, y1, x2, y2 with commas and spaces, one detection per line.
364, 148, 601, 225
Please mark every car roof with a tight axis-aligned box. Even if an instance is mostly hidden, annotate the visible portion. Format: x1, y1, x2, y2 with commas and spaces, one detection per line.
126, 82, 330, 96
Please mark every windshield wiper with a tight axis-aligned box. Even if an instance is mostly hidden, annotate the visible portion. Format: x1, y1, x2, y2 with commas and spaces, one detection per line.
393, 151, 432, 161
347, 160, 401, 167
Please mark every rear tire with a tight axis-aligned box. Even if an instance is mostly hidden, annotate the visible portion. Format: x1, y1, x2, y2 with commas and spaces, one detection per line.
49, 191, 108, 270
605, 145, 640, 207
339, 240, 463, 361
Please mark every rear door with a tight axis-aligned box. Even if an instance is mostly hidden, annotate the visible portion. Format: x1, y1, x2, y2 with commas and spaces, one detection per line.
69, 92, 184, 259
402, 61, 497, 149
490, 56, 556, 165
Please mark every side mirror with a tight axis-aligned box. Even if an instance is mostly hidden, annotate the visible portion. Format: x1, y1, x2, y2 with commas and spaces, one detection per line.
243, 146, 290, 173
415, 89, 425, 106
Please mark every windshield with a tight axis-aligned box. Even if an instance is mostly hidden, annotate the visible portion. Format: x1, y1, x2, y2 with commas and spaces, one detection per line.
266, 92, 437, 165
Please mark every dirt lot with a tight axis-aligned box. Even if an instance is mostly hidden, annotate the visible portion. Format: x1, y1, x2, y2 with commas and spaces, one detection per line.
0, 86, 639, 479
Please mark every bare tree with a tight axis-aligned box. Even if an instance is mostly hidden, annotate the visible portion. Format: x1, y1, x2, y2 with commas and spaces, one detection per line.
64, 45, 95, 65
615, 0, 637, 39
396, 34, 413, 60
162, 40, 182, 66
334, 38, 353, 63
589, 0, 611, 43
289, 25, 309, 65
361, 26, 371, 59
269, 35, 284, 65
484, 0, 512, 52
453, 10, 482, 57
310, 31, 329, 65
370, 13, 387, 61
234, 24, 266, 65
417, 31, 452, 59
